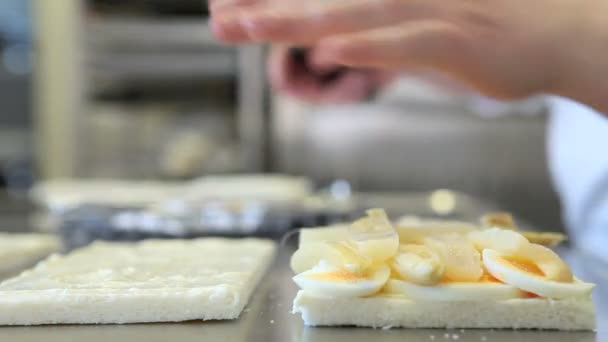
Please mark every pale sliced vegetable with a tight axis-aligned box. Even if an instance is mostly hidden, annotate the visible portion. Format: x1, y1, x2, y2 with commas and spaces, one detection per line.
483, 249, 594, 299
424, 234, 483, 282
348, 209, 399, 264
396, 220, 478, 244
389, 244, 445, 285
293, 261, 390, 298
480, 212, 517, 229
521, 231, 567, 247
384, 279, 526, 301
290, 241, 370, 274
298, 225, 348, 248
467, 228, 530, 255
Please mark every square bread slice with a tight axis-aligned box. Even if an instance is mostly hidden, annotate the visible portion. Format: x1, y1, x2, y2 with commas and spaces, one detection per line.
0, 233, 61, 280
293, 290, 596, 330
0, 238, 275, 325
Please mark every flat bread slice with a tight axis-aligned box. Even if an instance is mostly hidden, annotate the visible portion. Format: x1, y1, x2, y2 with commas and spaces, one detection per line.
293, 290, 595, 331
0, 233, 61, 280
0, 238, 275, 325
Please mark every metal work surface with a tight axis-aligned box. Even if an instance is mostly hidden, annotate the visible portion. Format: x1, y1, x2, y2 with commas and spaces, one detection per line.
0, 193, 606, 341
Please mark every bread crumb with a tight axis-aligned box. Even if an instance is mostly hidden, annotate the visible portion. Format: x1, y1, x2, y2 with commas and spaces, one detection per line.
270, 320, 275, 324
381, 325, 393, 330
481, 337, 487, 341
444, 333, 450, 339
452, 334, 459, 340
429, 335, 435, 340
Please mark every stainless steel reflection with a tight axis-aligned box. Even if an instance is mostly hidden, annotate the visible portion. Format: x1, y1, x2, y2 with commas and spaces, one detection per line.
271, 97, 562, 232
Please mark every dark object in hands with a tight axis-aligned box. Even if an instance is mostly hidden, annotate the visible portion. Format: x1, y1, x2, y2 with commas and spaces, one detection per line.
289, 47, 347, 85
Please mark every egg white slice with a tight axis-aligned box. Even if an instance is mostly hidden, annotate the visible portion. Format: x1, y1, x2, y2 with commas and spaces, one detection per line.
293, 261, 390, 298
384, 278, 526, 301
482, 249, 595, 299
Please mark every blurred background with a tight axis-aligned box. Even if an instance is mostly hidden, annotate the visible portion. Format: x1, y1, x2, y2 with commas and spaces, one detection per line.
0, 0, 562, 235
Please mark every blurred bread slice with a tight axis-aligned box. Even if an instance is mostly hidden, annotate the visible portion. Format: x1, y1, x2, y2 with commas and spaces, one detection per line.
0, 238, 275, 325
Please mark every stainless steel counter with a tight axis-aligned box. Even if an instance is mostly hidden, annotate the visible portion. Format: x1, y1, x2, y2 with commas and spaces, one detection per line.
0, 243, 606, 342
0, 191, 606, 341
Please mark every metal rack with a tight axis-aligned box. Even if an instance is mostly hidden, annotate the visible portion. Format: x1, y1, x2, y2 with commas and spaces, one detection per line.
33, 0, 268, 179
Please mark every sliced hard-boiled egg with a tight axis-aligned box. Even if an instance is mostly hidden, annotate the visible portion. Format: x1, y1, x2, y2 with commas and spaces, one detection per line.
290, 241, 370, 274
468, 228, 572, 282
293, 261, 390, 298
384, 278, 526, 301
424, 234, 483, 282
389, 244, 445, 285
348, 209, 399, 264
518, 243, 573, 282
482, 249, 594, 299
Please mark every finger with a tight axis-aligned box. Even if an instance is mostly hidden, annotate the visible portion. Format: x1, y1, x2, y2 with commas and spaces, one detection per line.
210, 0, 268, 42
267, 46, 374, 103
236, 0, 447, 44
317, 71, 376, 103
268, 46, 294, 91
313, 21, 474, 72
308, 47, 343, 74
211, 16, 251, 42
209, 0, 261, 13
268, 45, 328, 99
370, 70, 399, 88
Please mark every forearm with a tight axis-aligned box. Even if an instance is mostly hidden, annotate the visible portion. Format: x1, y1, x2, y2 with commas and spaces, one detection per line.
552, 2, 608, 114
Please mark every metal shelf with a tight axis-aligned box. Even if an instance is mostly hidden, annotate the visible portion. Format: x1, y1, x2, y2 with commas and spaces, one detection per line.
88, 51, 236, 85
85, 18, 226, 51
34, 0, 268, 179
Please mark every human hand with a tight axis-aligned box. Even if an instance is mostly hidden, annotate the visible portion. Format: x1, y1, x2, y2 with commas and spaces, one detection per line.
267, 46, 395, 104
211, 0, 608, 112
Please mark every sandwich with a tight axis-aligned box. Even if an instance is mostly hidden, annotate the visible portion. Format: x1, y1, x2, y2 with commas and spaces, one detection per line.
291, 210, 595, 330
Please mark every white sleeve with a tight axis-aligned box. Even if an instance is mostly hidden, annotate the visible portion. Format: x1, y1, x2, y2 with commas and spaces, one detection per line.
547, 96, 608, 263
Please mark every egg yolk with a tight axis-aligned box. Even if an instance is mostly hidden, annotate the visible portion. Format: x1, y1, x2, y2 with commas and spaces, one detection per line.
439, 274, 501, 285
503, 258, 545, 277
479, 274, 502, 283
523, 291, 542, 299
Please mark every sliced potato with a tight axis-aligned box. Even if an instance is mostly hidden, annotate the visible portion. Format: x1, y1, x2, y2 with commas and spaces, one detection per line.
480, 212, 518, 230
349, 209, 399, 264
299, 225, 348, 248
396, 220, 478, 244
389, 244, 445, 285
521, 231, 567, 247
424, 234, 483, 282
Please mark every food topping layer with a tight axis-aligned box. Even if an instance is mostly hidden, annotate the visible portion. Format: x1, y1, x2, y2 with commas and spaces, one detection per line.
291, 210, 595, 300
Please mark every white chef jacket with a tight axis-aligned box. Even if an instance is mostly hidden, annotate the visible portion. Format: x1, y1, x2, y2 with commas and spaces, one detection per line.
548, 97, 608, 263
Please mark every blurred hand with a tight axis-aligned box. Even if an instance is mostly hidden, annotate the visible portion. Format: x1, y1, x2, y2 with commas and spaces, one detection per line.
267, 46, 395, 104
211, 0, 608, 112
